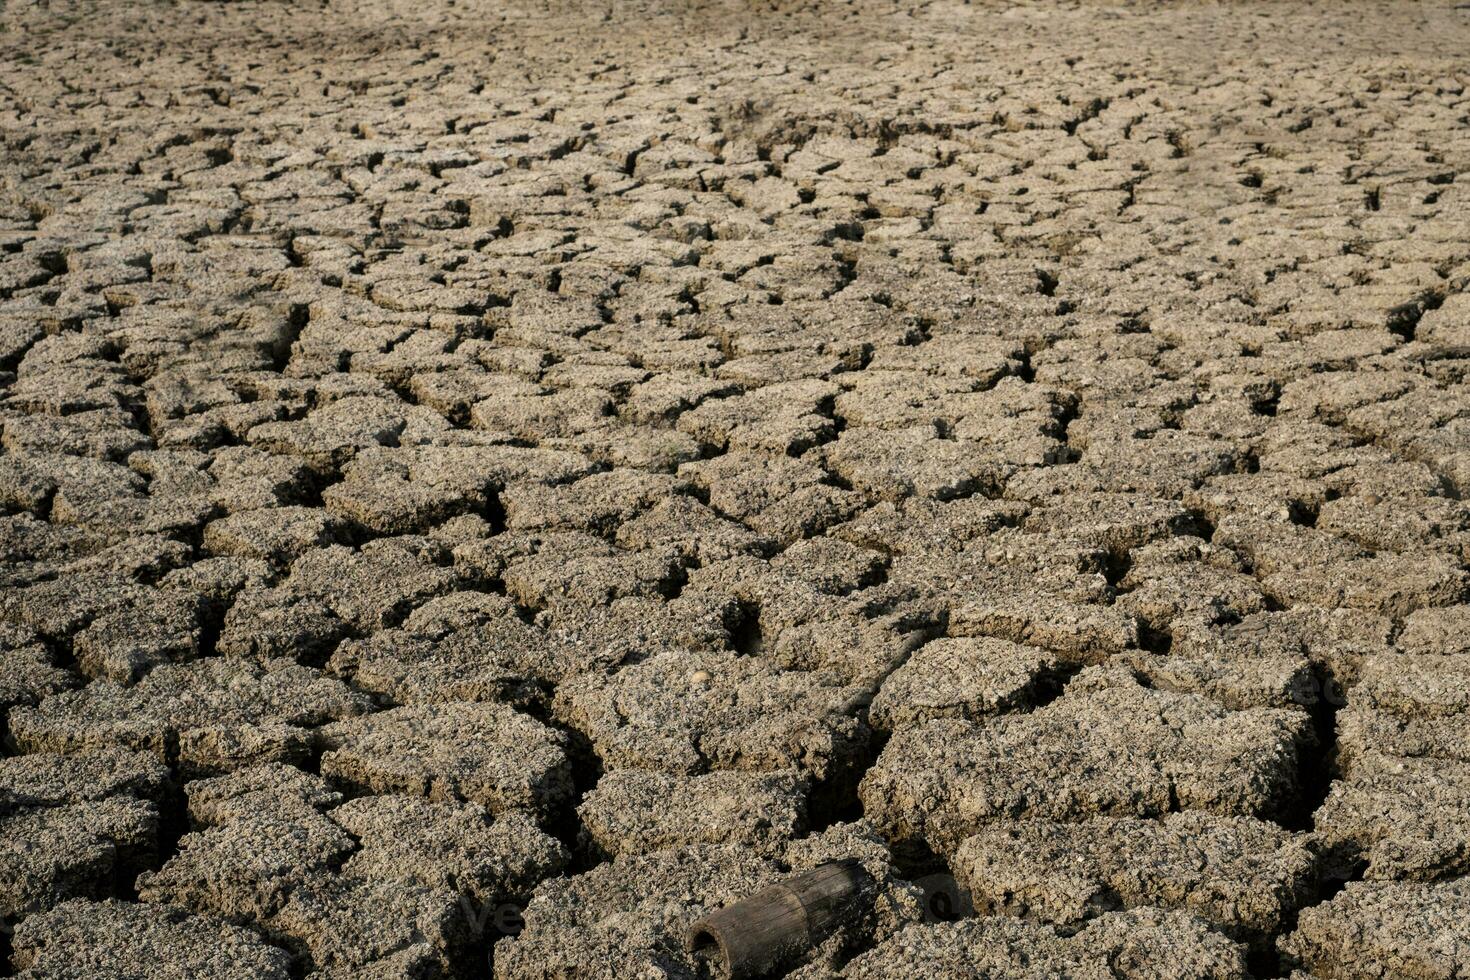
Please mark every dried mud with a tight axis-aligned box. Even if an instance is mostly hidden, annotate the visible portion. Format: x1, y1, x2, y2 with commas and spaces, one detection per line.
2, 0, 1470, 976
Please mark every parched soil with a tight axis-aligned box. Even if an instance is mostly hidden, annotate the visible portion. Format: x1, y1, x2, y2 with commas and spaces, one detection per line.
2, 0, 1470, 977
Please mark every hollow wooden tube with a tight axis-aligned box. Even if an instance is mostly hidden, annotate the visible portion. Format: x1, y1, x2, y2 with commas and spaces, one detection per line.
687, 859, 874, 979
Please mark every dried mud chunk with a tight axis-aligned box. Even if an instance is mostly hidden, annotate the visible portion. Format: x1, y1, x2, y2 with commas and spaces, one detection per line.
143, 764, 562, 975
217, 589, 348, 666
1398, 604, 1470, 655
502, 469, 685, 534
70, 592, 202, 683
1337, 653, 1470, 771
1031, 429, 1244, 500
831, 370, 980, 431
764, 599, 937, 686
563, 420, 705, 473
48, 493, 216, 546
1, 749, 168, 923
322, 471, 480, 535
614, 495, 776, 561
1211, 512, 1351, 567
429, 513, 495, 546
1175, 607, 1392, 691
66, 535, 193, 584
678, 450, 853, 537
206, 445, 313, 511
349, 443, 593, 502
1021, 492, 1194, 553
495, 822, 918, 980
717, 350, 849, 386
1314, 755, 1470, 882
470, 388, 613, 440
1270, 443, 1440, 502
1189, 470, 1332, 527
1, 410, 150, 461
1338, 707, 1470, 773
749, 482, 866, 543
1350, 652, 1470, 720
1417, 293, 1470, 349
945, 577, 1138, 660
334, 796, 567, 909
831, 496, 1028, 555
1112, 641, 1316, 712
713, 301, 918, 361
0, 314, 45, 370
183, 763, 343, 827
502, 539, 683, 614
861, 668, 1312, 855
1180, 397, 1270, 442
320, 430, 506, 530
676, 379, 838, 456
283, 539, 459, 631
770, 536, 887, 595
247, 395, 443, 475
0, 628, 76, 715
682, 449, 834, 517
203, 506, 344, 565
1399, 422, 1470, 494
10, 898, 292, 980
424, 588, 705, 680
820, 909, 1248, 980
8, 658, 370, 775
266, 874, 468, 978
1277, 370, 1419, 424
946, 377, 1074, 444
868, 636, 1060, 731
554, 650, 868, 780
953, 812, 1317, 944
622, 372, 739, 425
370, 277, 491, 314
327, 600, 611, 710
0, 575, 154, 643
826, 425, 1003, 501
0, 515, 118, 583
0, 747, 169, 808
540, 353, 648, 396
965, 528, 1113, 585
1280, 878, 1470, 979
1265, 552, 1469, 617
161, 401, 290, 453
1343, 385, 1470, 444
409, 369, 543, 425
318, 701, 572, 819
0, 461, 63, 516
138, 794, 355, 924
159, 555, 272, 613
866, 335, 1023, 382
576, 769, 808, 858
1316, 493, 1470, 557
1115, 560, 1268, 629
542, 593, 737, 661
143, 375, 241, 429
3, 343, 127, 417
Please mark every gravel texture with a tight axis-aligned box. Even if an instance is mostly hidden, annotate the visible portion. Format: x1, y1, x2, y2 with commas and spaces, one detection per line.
790, 909, 1252, 980
3, 0, 1470, 976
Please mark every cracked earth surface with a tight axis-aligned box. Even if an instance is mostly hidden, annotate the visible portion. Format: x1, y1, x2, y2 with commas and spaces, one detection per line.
2, 0, 1470, 976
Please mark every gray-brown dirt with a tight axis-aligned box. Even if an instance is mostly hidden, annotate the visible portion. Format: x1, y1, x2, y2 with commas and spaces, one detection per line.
2, 0, 1470, 976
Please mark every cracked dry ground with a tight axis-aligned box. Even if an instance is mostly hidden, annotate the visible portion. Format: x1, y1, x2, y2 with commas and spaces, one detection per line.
2, 0, 1470, 977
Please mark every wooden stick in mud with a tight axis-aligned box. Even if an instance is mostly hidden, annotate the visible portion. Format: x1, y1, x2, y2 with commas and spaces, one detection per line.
687, 859, 875, 979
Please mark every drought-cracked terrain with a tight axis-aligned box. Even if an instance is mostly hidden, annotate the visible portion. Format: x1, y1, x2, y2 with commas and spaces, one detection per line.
2, 0, 1470, 976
